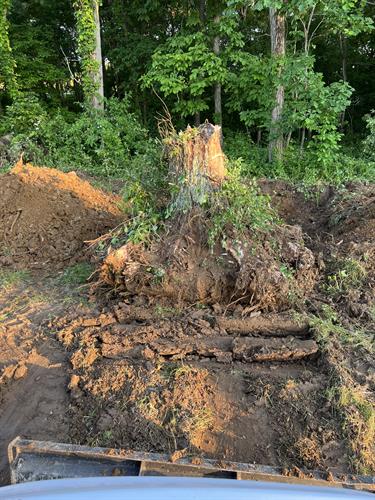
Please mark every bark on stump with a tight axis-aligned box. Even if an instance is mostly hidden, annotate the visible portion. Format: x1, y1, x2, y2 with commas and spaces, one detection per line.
165, 122, 226, 210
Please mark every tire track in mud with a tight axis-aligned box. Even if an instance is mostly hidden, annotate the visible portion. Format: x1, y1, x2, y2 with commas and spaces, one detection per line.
56, 305, 347, 472
0, 342, 69, 485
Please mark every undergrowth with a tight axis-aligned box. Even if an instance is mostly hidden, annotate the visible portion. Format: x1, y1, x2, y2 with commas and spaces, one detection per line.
225, 131, 375, 186
326, 378, 375, 475
310, 305, 374, 354
311, 304, 375, 474
207, 162, 278, 247
324, 258, 367, 297
58, 263, 94, 286
0, 269, 30, 291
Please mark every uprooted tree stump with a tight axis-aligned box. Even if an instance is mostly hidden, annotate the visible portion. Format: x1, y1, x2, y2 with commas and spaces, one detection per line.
99, 120, 317, 312
164, 121, 227, 210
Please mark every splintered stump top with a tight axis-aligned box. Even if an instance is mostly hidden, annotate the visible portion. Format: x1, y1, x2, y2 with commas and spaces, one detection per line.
167, 122, 226, 186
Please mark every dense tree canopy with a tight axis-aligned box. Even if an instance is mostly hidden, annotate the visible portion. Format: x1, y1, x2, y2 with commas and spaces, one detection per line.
0, 0, 374, 180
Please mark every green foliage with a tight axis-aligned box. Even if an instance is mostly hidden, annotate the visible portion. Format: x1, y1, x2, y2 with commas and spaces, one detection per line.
122, 211, 161, 245
362, 111, 375, 161
0, 0, 17, 98
225, 132, 375, 185
73, 0, 100, 102
227, 53, 353, 167
142, 31, 226, 117
325, 258, 367, 296
1, 96, 162, 180
0, 93, 46, 135
7, 0, 76, 106
207, 161, 277, 246
310, 305, 374, 353
0, 269, 29, 291
58, 262, 93, 285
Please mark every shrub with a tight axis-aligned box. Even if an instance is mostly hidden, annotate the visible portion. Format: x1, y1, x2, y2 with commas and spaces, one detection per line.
363, 111, 375, 162
1, 96, 163, 181
207, 160, 277, 246
225, 131, 375, 186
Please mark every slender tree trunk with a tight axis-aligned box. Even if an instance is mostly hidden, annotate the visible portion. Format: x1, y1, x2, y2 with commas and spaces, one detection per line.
199, 0, 206, 24
339, 33, 348, 130
0, 0, 18, 99
74, 0, 104, 109
286, 130, 292, 149
92, 0, 104, 109
268, 7, 285, 163
300, 127, 306, 153
213, 15, 222, 126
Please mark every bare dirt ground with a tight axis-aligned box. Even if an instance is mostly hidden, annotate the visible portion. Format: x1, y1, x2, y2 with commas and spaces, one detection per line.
0, 166, 374, 485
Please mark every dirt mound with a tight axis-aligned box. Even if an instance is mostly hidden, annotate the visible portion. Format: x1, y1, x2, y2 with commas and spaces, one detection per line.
100, 211, 317, 312
328, 184, 375, 255
0, 162, 122, 269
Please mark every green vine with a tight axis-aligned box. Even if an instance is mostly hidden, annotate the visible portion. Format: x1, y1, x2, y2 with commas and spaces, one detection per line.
0, 0, 18, 98
73, 0, 100, 102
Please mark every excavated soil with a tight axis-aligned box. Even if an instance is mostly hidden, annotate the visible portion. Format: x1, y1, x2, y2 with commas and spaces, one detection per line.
0, 162, 122, 269
0, 172, 374, 484
53, 306, 344, 470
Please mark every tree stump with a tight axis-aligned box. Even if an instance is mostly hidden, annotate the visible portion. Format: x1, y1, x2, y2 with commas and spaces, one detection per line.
165, 122, 226, 210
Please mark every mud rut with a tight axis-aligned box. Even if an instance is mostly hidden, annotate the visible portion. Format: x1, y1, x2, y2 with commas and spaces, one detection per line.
0, 280, 90, 485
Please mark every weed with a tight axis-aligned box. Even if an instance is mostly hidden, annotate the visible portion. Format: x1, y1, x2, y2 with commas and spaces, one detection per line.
325, 258, 367, 296
336, 385, 375, 475
188, 407, 213, 434
58, 263, 93, 286
154, 305, 180, 318
280, 264, 295, 280
87, 429, 114, 448
207, 162, 278, 247
0, 269, 30, 291
160, 363, 194, 382
147, 266, 166, 285
310, 305, 374, 353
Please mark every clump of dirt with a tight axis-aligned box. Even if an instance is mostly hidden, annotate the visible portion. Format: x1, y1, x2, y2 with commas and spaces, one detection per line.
0, 161, 122, 269
100, 211, 317, 312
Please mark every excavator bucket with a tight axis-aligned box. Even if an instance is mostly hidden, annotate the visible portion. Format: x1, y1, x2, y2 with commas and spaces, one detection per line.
8, 437, 375, 492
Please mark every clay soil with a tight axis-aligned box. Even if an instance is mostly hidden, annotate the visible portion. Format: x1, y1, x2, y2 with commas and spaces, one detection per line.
0, 167, 374, 485
0, 161, 122, 269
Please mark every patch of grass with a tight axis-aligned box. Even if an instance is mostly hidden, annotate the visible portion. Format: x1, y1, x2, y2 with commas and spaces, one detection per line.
334, 385, 375, 475
310, 305, 374, 353
58, 263, 93, 286
154, 305, 181, 318
325, 258, 367, 296
188, 407, 213, 434
160, 363, 194, 382
0, 269, 30, 291
87, 429, 114, 448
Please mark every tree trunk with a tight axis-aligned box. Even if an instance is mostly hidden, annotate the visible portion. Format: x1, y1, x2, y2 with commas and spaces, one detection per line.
0, 0, 18, 99
213, 15, 222, 126
92, 0, 104, 109
164, 123, 226, 211
339, 33, 347, 130
268, 7, 285, 163
74, 0, 104, 109
199, 0, 206, 24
